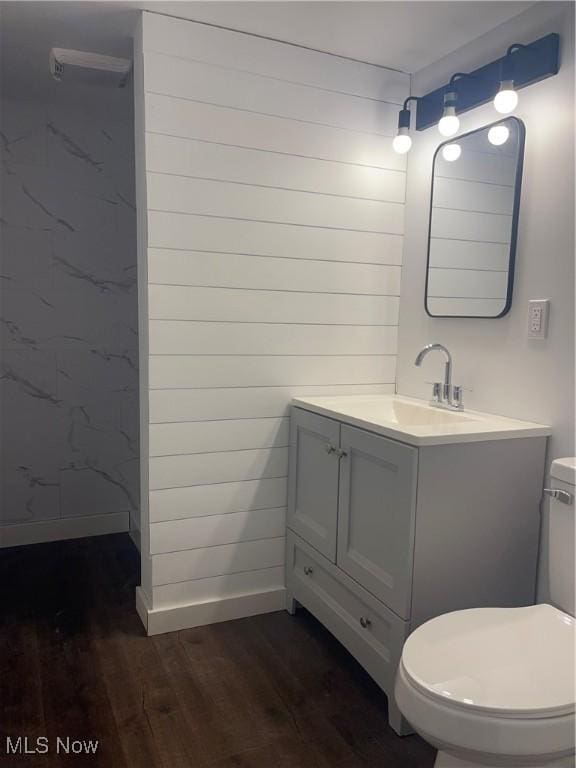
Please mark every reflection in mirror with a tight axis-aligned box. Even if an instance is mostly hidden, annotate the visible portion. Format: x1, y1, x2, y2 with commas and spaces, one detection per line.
425, 117, 525, 318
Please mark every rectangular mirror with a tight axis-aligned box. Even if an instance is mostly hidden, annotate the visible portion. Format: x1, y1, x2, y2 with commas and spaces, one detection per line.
425, 117, 525, 318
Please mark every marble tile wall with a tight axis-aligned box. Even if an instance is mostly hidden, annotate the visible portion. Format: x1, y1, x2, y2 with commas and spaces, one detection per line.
0, 93, 139, 537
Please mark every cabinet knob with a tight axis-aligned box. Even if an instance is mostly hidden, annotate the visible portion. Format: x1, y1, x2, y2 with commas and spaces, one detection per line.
335, 448, 348, 459
324, 443, 336, 454
303, 566, 314, 576
359, 616, 371, 629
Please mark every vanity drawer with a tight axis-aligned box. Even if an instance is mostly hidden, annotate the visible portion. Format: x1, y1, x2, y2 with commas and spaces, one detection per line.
286, 530, 408, 696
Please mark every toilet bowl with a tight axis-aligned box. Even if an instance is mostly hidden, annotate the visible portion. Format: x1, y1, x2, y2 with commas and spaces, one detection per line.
395, 458, 576, 768
395, 604, 575, 767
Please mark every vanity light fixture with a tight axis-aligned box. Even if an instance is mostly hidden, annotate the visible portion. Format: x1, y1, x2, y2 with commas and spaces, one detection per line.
441, 143, 462, 161
415, 34, 559, 132
392, 96, 420, 154
488, 124, 510, 146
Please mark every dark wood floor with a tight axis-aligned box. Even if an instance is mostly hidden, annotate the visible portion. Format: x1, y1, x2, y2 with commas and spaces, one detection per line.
0, 534, 434, 767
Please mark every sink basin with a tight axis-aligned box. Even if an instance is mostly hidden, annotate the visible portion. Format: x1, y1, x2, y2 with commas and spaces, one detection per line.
291, 394, 550, 446
390, 401, 473, 426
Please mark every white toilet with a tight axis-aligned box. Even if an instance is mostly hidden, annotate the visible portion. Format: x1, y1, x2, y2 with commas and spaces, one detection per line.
395, 457, 576, 768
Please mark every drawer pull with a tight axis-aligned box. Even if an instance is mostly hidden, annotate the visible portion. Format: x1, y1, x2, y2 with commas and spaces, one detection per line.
359, 616, 371, 629
303, 566, 314, 576
324, 443, 336, 455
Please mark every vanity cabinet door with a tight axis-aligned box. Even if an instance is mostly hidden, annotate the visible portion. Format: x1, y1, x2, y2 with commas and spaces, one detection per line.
287, 408, 340, 562
337, 426, 418, 619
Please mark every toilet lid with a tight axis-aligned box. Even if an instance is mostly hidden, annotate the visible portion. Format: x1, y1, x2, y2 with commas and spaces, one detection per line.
402, 604, 575, 718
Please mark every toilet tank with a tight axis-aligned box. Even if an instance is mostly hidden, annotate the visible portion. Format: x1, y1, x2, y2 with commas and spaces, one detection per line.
548, 458, 576, 616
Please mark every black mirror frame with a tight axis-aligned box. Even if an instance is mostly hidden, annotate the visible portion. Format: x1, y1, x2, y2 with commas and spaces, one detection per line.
424, 116, 526, 319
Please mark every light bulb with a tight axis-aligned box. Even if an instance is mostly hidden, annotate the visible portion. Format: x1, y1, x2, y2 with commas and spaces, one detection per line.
392, 133, 412, 154
494, 80, 518, 114
442, 143, 461, 162
438, 107, 460, 137
488, 124, 510, 146
438, 115, 460, 137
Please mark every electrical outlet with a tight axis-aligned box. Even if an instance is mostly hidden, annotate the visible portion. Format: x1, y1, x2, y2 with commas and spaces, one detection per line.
528, 299, 550, 339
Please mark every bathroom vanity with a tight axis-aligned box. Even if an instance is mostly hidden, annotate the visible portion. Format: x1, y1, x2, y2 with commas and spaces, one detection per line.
285, 395, 551, 734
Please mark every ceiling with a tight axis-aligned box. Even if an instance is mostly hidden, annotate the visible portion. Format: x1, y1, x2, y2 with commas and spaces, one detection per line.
0, 1, 536, 97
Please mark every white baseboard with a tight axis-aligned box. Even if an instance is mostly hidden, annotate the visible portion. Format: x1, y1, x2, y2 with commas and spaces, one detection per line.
135, 586, 286, 635
0, 511, 130, 549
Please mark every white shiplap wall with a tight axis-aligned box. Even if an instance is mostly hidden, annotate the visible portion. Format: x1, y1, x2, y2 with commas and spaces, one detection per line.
135, 11, 410, 632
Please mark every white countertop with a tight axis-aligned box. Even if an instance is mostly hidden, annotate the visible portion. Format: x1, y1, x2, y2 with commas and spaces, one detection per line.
291, 394, 551, 447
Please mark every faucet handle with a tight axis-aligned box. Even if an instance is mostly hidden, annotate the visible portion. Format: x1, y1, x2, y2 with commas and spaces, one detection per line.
452, 385, 464, 409
426, 381, 443, 403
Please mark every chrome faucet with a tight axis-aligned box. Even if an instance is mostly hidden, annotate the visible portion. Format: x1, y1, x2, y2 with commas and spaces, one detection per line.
414, 343, 464, 410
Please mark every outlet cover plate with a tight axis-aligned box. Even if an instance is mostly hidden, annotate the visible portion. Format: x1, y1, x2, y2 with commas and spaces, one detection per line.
528, 299, 550, 339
